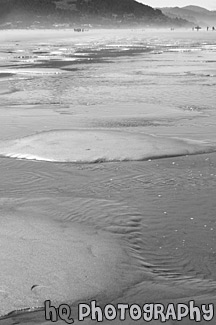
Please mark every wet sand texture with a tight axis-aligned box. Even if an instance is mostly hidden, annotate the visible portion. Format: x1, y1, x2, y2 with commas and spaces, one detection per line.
0, 129, 215, 163
0, 202, 129, 316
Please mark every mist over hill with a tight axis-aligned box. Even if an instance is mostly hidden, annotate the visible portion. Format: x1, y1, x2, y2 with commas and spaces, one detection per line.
0, 0, 191, 28
160, 5, 216, 27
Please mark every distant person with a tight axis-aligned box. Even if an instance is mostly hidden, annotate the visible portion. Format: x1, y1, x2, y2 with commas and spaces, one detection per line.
207, 26, 209, 31
212, 26, 215, 31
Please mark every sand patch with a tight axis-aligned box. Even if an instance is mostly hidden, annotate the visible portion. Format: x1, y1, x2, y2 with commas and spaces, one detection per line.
0, 129, 215, 163
0, 198, 129, 316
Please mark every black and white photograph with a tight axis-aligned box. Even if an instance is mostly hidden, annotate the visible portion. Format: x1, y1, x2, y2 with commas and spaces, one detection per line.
0, 0, 216, 324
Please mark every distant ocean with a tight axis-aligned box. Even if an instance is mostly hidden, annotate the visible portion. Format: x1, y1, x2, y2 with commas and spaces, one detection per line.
0, 28, 216, 324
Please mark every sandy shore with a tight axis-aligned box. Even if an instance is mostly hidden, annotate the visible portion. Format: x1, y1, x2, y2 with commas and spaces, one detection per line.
0, 201, 133, 316
1, 28, 216, 325
0, 151, 216, 324
0, 129, 215, 163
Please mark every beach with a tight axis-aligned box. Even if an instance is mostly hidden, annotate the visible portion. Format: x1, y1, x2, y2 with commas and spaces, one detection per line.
0, 28, 216, 324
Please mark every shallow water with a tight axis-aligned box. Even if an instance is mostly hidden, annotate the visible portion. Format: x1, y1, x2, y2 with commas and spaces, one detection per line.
0, 28, 216, 324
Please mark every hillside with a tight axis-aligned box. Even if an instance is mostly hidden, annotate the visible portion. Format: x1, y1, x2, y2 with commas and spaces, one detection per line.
160, 5, 216, 27
182, 5, 210, 14
0, 0, 191, 28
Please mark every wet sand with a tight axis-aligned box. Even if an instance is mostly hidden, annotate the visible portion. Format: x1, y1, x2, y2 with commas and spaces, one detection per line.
0, 29, 216, 324
0, 129, 215, 163
0, 152, 216, 324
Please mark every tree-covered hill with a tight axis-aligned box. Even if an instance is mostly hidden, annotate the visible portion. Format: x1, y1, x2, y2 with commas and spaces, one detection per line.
0, 0, 191, 28
160, 5, 216, 27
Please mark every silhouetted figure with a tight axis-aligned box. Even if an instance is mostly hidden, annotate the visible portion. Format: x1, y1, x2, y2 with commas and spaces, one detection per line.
207, 26, 209, 31
194, 26, 201, 31
212, 26, 215, 31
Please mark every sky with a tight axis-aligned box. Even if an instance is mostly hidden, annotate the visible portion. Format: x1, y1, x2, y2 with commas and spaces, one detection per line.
136, 0, 216, 10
